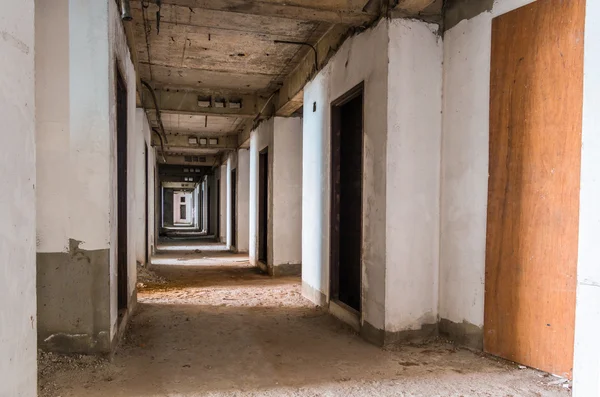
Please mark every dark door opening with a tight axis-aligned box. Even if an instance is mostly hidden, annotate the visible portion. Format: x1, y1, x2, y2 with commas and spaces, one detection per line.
207, 185, 211, 234
330, 83, 364, 313
231, 169, 237, 249
258, 149, 269, 263
144, 143, 149, 264
216, 180, 221, 241
116, 68, 128, 311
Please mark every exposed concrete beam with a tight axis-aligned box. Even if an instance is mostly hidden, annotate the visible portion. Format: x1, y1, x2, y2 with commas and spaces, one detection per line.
274, 24, 350, 116
155, 0, 376, 25
162, 154, 219, 166
142, 88, 267, 118
153, 133, 238, 150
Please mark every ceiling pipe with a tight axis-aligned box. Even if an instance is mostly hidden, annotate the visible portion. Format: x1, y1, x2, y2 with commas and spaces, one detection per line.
120, 0, 133, 21
151, 129, 167, 163
274, 40, 318, 72
141, 79, 168, 162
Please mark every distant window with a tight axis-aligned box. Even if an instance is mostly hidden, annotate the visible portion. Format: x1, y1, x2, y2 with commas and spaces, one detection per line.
180, 197, 185, 203
180, 205, 186, 219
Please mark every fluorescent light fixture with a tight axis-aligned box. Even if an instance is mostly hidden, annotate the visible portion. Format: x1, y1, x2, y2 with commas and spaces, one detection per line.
188, 137, 198, 145
209, 138, 218, 145
199, 138, 208, 145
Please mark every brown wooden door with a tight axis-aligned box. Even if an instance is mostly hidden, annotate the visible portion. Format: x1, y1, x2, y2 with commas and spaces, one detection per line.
485, 0, 585, 378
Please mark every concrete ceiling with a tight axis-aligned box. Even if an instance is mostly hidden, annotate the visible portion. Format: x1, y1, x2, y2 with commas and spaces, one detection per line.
132, 0, 442, 163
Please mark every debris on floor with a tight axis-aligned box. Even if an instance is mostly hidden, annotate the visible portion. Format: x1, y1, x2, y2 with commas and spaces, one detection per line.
38, 350, 108, 397
39, 251, 572, 397
136, 262, 166, 288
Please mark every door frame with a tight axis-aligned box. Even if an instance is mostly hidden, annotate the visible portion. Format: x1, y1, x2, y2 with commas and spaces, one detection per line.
329, 82, 364, 311
115, 64, 129, 312
231, 168, 237, 249
258, 147, 269, 264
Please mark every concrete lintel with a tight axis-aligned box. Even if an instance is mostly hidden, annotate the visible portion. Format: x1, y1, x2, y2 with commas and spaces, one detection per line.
143, 0, 376, 26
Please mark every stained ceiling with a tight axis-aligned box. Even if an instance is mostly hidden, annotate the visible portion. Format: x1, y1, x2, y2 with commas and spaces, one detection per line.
128, 0, 442, 163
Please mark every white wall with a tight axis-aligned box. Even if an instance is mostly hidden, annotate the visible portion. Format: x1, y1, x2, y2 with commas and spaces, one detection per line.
35, 0, 69, 253
302, 19, 389, 329
134, 109, 153, 265
249, 119, 274, 266
439, 0, 536, 333
385, 19, 442, 333
272, 117, 303, 266
573, 1, 600, 395
0, 1, 37, 395
237, 149, 250, 252
302, 70, 330, 303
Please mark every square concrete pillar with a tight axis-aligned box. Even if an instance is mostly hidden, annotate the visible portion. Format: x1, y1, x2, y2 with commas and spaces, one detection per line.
35, 0, 137, 354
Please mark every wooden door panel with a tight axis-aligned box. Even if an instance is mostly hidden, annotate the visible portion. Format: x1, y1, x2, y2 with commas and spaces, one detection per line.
485, 0, 584, 378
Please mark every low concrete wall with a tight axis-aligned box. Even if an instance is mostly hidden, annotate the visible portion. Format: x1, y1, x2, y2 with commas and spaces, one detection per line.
37, 240, 111, 353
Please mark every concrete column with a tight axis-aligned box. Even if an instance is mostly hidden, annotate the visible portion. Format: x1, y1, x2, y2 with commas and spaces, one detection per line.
0, 1, 36, 395
35, 0, 137, 354
272, 118, 303, 275
237, 149, 250, 253
384, 19, 442, 341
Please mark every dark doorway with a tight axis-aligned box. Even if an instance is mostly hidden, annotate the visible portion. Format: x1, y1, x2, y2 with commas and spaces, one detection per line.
144, 143, 149, 264
231, 169, 237, 249
116, 68, 128, 311
207, 185, 211, 234
216, 180, 221, 241
258, 149, 269, 263
330, 83, 364, 313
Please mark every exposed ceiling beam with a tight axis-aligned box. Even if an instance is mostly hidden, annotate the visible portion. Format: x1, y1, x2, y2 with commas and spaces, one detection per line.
153, 0, 376, 25
152, 133, 238, 150
142, 88, 269, 118
162, 154, 219, 166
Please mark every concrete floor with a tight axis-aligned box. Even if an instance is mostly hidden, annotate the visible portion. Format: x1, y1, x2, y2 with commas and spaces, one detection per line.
39, 246, 571, 396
